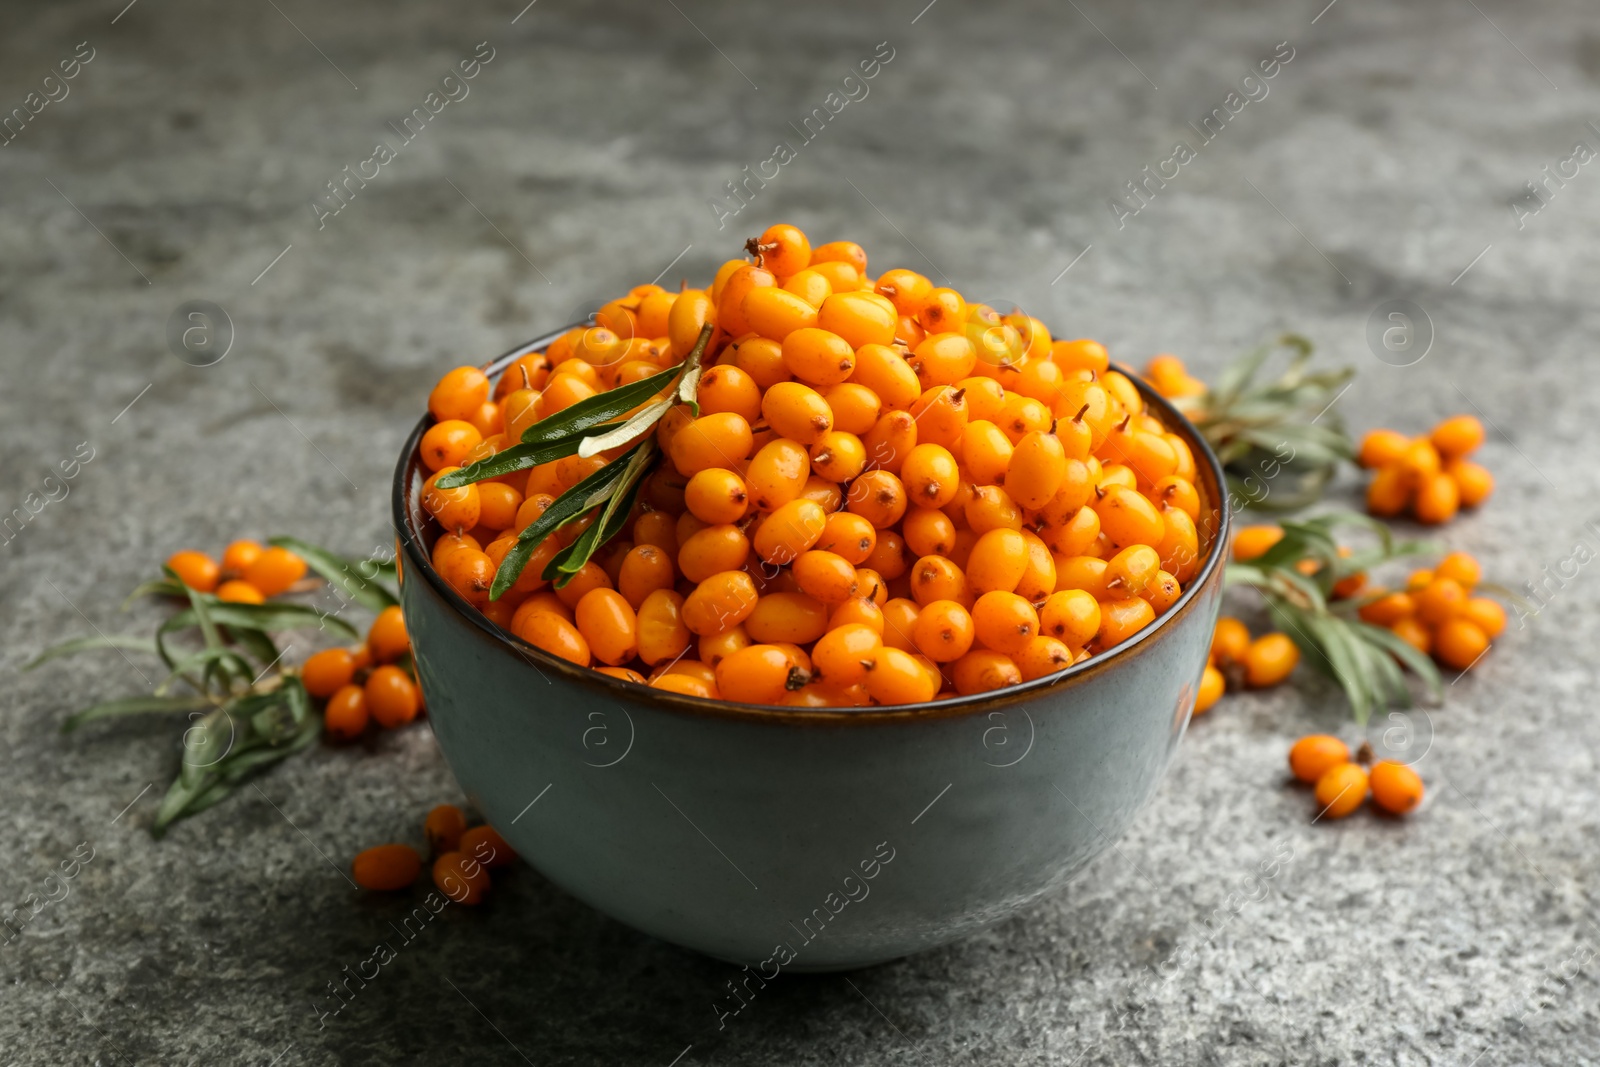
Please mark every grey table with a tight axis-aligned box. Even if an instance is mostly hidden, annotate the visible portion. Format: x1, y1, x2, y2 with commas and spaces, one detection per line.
2, 1, 1596, 1064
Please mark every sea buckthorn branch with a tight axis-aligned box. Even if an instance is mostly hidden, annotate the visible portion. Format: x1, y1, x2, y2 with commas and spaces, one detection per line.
1225, 511, 1443, 724
27, 540, 401, 834
543, 439, 657, 587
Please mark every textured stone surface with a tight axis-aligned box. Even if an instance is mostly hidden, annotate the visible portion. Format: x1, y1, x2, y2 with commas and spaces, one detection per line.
2, 0, 1597, 1063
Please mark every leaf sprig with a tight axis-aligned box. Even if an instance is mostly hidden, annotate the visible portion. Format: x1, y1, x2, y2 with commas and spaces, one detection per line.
439, 323, 713, 597
26, 545, 396, 834
1225, 511, 1443, 724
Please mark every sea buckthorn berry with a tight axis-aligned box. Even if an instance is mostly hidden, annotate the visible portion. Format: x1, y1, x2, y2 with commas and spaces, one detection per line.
353, 844, 423, 891
1055, 556, 1110, 600
742, 285, 818, 341
1366, 463, 1412, 518
220, 540, 264, 576
846, 470, 908, 529
1434, 552, 1481, 589
421, 419, 483, 472
302, 648, 356, 698
809, 431, 867, 483
1210, 617, 1250, 665
912, 600, 976, 663
1358, 590, 1414, 626
964, 485, 1023, 534
425, 805, 468, 854
858, 646, 935, 705
433, 850, 491, 905
1391, 617, 1431, 655
851, 344, 923, 410
783, 268, 834, 308
1095, 597, 1155, 650
1412, 472, 1460, 525
753, 499, 827, 566
830, 596, 885, 634
862, 410, 918, 474
955, 376, 1006, 424
365, 664, 420, 728
1357, 428, 1410, 469
652, 672, 718, 698
811, 624, 883, 686
910, 332, 977, 388
1006, 430, 1067, 510
513, 608, 592, 667
430, 366, 491, 422
901, 444, 960, 509
541, 372, 598, 415
1015, 532, 1057, 602
678, 524, 751, 583
671, 412, 753, 477
1415, 577, 1467, 626
1447, 459, 1493, 507
1398, 438, 1442, 484
874, 268, 932, 315
717, 265, 776, 338
971, 590, 1039, 654
966, 529, 1029, 594
167, 550, 221, 592
324, 684, 368, 740
697, 365, 763, 423
816, 511, 877, 565
1094, 486, 1164, 549
1015, 635, 1075, 681
553, 561, 613, 609
574, 588, 639, 666
949, 649, 1022, 696
821, 383, 882, 436
631, 588, 689, 664
817, 291, 896, 349
477, 483, 523, 531
240, 545, 307, 597
1043, 505, 1100, 557
1289, 734, 1350, 784
460, 824, 515, 868
1231, 525, 1284, 561
1105, 544, 1161, 597
1370, 760, 1425, 814
752, 223, 811, 278
684, 468, 750, 525
1098, 464, 1137, 493
792, 551, 860, 603
761, 381, 834, 445
1430, 415, 1484, 459
1462, 596, 1506, 638
699, 625, 752, 668
667, 288, 714, 358
717, 644, 811, 705
910, 555, 972, 608
1156, 507, 1202, 585
908, 386, 969, 449
1194, 664, 1224, 714
440, 547, 496, 604
598, 666, 647, 683
1145, 571, 1182, 614
1406, 569, 1434, 592
745, 592, 829, 644
782, 327, 857, 386
903, 507, 956, 558
1051, 338, 1110, 375
682, 571, 760, 636
1314, 763, 1369, 820
422, 468, 482, 532
1039, 589, 1100, 647
746, 438, 810, 511
996, 394, 1052, 446
217, 579, 265, 604
1434, 618, 1490, 670
1243, 633, 1299, 687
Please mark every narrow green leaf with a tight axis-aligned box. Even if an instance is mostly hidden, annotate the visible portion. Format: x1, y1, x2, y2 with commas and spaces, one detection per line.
170, 567, 224, 655
153, 775, 206, 835
155, 647, 256, 696
488, 446, 639, 600
182, 707, 238, 786
227, 625, 280, 670
1359, 621, 1444, 701
576, 397, 673, 459
546, 441, 655, 586
24, 634, 158, 671
435, 436, 588, 489
121, 578, 183, 610
63, 693, 216, 733
267, 536, 398, 611
168, 602, 359, 640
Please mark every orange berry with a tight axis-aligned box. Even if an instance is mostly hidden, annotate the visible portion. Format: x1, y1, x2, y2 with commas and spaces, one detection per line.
301, 648, 356, 699
791, 550, 860, 603
809, 430, 868, 483
460, 824, 515, 868
574, 588, 639, 666
909, 332, 977, 388
910, 555, 973, 609
671, 412, 754, 477
323, 684, 368, 740
1412, 472, 1460, 525
677, 523, 751, 583
440, 547, 495, 605
912, 600, 976, 663
512, 608, 592, 666
220, 539, 264, 576
966, 529, 1029, 595
424, 804, 468, 854
1243, 633, 1299, 687
817, 291, 897, 349
782, 327, 857, 386
1104, 544, 1161, 598
865, 646, 941, 705
753, 223, 811, 278
1447, 459, 1494, 507
1314, 763, 1369, 819
429, 366, 491, 422
1430, 415, 1484, 459
964, 485, 1022, 534
367, 604, 410, 663
949, 649, 1021, 696
1054, 555, 1110, 600
752, 499, 827, 566
636, 588, 692, 664
1193, 663, 1225, 714
1357, 428, 1410, 469
1434, 552, 1481, 589
1038, 589, 1099, 648
353, 844, 422, 891
216, 579, 265, 604
1366, 464, 1412, 517
1210, 617, 1250, 665
1006, 430, 1067, 510
746, 438, 810, 511
1434, 618, 1490, 670
1391, 617, 1432, 655
820, 383, 883, 435
845, 470, 908, 529
1415, 577, 1468, 626
432, 850, 491, 905
166, 550, 221, 592
1231, 524, 1283, 561
682, 571, 760, 636
1015, 635, 1075, 681
852, 344, 923, 410
862, 409, 918, 474
745, 591, 829, 645
420, 419, 484, 472
1095, 597, 1155, 649
1095, 486, 1165, 549
815, 511, 877, 566
1399, 438, 1442, 483
422, 467, 482, 532
1369, 760, 1425, 815
1288, 734, 1350, 784
715, 644, 810, 704
365, 664, 420, 728
811, 624, 883, 687
971, 590, 1039, 654
1461, 596, 1506, 639
1358, 590, 1414, 626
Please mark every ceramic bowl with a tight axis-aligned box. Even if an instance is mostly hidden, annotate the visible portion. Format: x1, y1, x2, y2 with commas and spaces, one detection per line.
393, 326, 1230, 972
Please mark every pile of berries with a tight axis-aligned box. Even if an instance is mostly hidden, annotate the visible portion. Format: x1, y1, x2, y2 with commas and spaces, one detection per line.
1197, 615, 1302, 714
300, 604, 424, 738
1357, 552, 1505, 671
1140, 354, 1207, 400
418, 224, 1215, 706
166, 541, 308, 603
1288, 735, 1424, 819
351, 804, 514, 905
1359, 416, 1493, 524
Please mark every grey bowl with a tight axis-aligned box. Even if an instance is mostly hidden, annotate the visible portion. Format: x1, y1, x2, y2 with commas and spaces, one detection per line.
392, 325, 1230, 972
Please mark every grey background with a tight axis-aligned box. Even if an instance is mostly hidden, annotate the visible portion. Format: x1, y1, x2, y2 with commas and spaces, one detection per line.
2, 0, 1596, 1064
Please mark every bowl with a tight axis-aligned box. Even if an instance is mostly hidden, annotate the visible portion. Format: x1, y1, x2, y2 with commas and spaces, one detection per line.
393, 325, 1230, 971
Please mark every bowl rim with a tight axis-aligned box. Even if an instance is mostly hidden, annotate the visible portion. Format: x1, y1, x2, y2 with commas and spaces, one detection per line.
392, 324, 1232, 724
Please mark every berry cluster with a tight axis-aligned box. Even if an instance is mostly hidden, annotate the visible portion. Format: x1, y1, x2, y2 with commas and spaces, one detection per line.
1196, 615, 1301, 714
351, 804, 514, 905
1289, 735, 1423, 819
166, 541, 307, 604
417, 224, 1214, 706
1357, 552, 1505, 672
1360, 416, 1493, 524
300, 605, 423, 737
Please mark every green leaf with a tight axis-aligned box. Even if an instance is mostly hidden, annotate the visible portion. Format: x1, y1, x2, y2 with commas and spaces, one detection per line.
576, 397, 674, 459
121, 578, 183, 610
434, 436, 589, 489
546, 441, 655, 586
24, 634, 159, 671
1360, 621, 1444, 702
267, 536, 398, 611
227, 625, 280, 670
521, 325, 711, 448
181, 707, 239, 786
488, 446, 639, 600
169, 601, 359, 640
63, 693, 217, 733
155, 647, 256, 696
